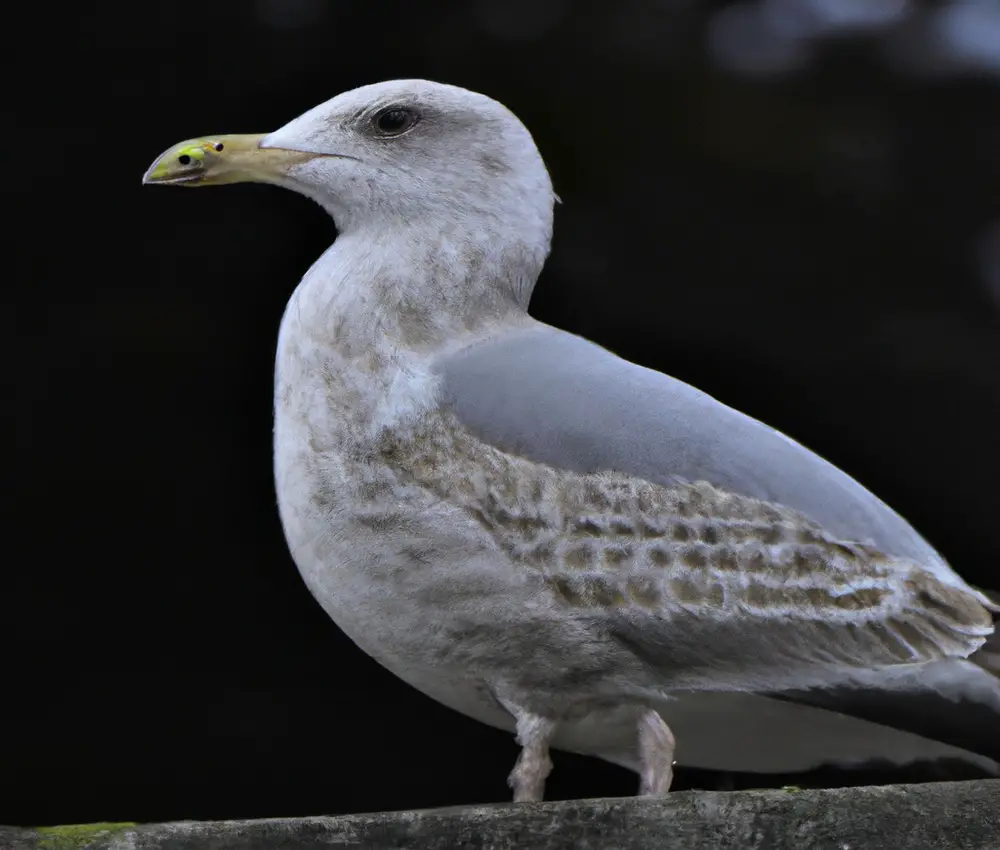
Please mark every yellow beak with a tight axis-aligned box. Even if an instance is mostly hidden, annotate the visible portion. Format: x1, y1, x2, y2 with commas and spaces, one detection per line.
141, 133, 318, 187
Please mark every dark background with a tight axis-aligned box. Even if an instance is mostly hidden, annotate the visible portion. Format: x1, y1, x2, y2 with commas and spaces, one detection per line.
7, 0, 1000, 829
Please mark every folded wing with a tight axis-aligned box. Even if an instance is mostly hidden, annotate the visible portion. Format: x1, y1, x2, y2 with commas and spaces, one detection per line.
435, 322, 1000, 766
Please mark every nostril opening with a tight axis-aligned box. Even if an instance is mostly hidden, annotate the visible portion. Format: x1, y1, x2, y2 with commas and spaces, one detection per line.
214, 142, 224, 151
178, 154, 192, 166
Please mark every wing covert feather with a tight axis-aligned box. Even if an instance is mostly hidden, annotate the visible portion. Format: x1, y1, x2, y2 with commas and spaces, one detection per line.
437, 324, 951, 577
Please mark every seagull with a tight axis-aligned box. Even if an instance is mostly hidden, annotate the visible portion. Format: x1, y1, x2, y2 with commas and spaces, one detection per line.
143, 79, 1000, 802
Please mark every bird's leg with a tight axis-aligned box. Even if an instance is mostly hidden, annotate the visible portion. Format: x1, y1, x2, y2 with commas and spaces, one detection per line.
507, 710, 558, 802
637, 709, 676, 796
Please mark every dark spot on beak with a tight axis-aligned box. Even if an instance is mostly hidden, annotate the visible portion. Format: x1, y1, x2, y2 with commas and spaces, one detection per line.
178, 154, 191, 165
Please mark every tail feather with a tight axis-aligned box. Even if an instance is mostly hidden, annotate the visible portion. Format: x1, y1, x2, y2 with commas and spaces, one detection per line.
766, 585, 1000, 772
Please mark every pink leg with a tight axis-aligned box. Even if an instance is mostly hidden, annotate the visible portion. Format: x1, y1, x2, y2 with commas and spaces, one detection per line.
638, 709, 676, 796
507, 711, 558, 802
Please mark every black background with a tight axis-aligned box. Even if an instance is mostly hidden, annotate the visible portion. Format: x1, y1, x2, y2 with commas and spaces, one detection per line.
7, 0, 1000, 828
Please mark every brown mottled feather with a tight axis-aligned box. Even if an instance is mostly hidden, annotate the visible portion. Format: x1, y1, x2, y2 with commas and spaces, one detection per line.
376, 413, 993, 690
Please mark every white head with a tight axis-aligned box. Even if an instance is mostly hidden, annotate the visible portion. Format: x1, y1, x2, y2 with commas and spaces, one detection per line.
144, 80, 556, 309
264, 80, 554, 234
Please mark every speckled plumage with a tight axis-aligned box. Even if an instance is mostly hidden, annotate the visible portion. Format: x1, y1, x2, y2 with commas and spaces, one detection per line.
385, 409, 990, 668
150, 78, 1000, 800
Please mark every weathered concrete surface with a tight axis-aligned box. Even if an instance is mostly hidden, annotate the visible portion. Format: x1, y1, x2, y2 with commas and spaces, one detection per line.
3, 780, 999, 850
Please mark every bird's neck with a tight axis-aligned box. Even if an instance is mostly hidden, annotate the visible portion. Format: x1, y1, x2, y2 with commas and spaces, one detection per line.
274, 222, 540, 448
285, 223, 541, 361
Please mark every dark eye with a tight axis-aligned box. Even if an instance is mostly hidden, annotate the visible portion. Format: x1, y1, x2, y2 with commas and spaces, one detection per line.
372, 107, 418, 137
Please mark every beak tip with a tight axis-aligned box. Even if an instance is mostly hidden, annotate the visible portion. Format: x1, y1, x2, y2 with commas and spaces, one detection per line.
141, 161, 163, 185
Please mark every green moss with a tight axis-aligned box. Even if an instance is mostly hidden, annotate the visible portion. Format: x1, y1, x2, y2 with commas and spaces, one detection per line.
35, 823, 137, 850
779, 785, 804, 793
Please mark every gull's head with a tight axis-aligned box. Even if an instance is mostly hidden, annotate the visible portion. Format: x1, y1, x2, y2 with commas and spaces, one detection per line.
143, 79, 555, 244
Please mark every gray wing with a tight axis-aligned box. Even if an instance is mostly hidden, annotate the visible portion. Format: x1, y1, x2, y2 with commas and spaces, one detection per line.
435, 322, 1000, 768
438, 323, 943, 572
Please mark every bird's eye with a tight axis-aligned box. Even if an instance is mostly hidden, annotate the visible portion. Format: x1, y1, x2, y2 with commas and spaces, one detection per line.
372, 107, 418, 137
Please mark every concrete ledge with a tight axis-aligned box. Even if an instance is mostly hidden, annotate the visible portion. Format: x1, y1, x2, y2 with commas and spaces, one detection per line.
3, 780, 998, 849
